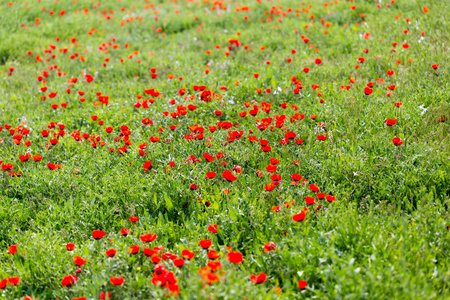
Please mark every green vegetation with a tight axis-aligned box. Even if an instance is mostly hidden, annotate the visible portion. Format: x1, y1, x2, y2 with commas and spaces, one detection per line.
0, 0, 449, 299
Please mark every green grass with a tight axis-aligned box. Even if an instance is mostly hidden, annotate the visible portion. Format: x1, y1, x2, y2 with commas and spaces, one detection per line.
0, 0, 449, 299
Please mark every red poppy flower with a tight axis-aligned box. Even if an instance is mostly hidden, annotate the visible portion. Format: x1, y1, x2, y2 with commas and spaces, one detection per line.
110, 277, 124, 285
47, 162, 61, 170
204, 172, 216, 180
149, 136, 160, 143
265, 182, 276, 191
143, 248, 157, 257
41, 129, 49, 137
203, 153, 215, 162
8, 277, 20, 286
73, 256, 86, 266
305, 196, 317, 205
61, 275, 78, 287
298, 280, 307, 289
309, 184, 319, 192
326, 195, 336, 202
364, 87, 373, 95
200, 90, 213, 102
105, 127, 113, 134
199, 239, 212, 249
121, 228, 131, 236
130, 216, 138, 222
227, 251, 243, 264
151, 255, 161, 263
222, 170, 237, 182
205, 249, 220, 260
385, 119, 398, 126
207, 261, 222, 272
2, 164, 13, 172
173, 258, 185, 268
292, 211, 306, 222
0, 279, 7, 290
66, 243, 75, 251
263, 241, 277, 253
182, 249, 196, 260
99, 292, 112, 300
266, 164, 277, 173
140, 233, 157, 243
92, 230, 106, 240
143, 161, 152, 171
106, 249, 117, 257
8, 245, 17, 255
128, 245, 140, 254
392, 137, 403, 146
162, 252, 177, 261
250, 272, 267, 285
19, 154, 29, 162
141, 118, 153, 126
268, 158, 279, 165
291, 174, 302, 182
271, 174, 282, 183
208, 225, 218, 233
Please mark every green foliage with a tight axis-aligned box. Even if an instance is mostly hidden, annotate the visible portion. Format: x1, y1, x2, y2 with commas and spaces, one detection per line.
0, 0, 449, 299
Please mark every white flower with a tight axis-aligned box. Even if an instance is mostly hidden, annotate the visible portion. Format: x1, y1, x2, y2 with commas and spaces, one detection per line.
418, 105, 428, 115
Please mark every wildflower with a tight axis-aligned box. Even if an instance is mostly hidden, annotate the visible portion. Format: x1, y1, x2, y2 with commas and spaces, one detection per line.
199, 239, 212, 249
227, 251, 243, 264
298, 280, 307, 290
92, 230, 106, 240
392, 137, 403, 146
140, 233, 157, 243
263, 242, 276, 253
250, 272, 267, 284
110, 277, 124, 285
61, 275, 78, 287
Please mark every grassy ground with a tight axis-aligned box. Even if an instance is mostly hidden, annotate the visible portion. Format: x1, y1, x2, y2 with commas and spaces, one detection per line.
0, 0, 449, 299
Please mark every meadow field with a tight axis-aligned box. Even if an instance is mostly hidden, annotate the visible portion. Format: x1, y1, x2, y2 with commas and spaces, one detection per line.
0, 0, 449, 299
